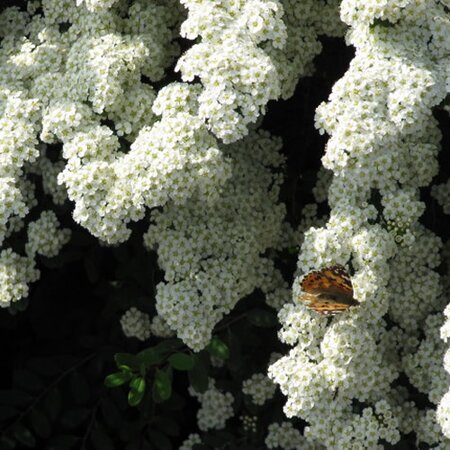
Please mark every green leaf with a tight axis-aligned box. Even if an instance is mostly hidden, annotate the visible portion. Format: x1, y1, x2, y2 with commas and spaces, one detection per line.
114, 353, 140, 371
104, 371, 132, 388
45, 435, 79, 450
128, 377, 146, 407
13, 423, 36, 448
70, 371, 90, 405
147, 430, 172, 450
60, 408, 90, 430
91, 424, 115, 450
30, 409, 51, 438
168, 353, 194, 371
207, 336, 230, 360
246, 308, 278, 328
188, 353, 209, 394
43, 387, 62, 422
13, 369, 43, 393
137, 339, 183, 370
136, 348, 163, 369
152, 369, 172, 402
152, 339, 184, 355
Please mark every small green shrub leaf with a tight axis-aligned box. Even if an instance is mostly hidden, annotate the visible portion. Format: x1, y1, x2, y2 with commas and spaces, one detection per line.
188, 353, 209, 394
207, 337, 230, 360
128, 376, 146, 407
168, 353, 194, 371
136, 348, 163, 369
104, 371, 132, 388
152, 369, 172, 402
114, 353, 140, 371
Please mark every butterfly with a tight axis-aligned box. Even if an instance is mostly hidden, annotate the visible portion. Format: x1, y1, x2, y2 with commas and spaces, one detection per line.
298, 265, 359, 315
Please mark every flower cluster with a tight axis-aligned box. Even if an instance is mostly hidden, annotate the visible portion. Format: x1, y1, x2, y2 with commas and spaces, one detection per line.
177, 0, 345, 143
432, 179, 450, 214
270, 0, 450, 447
265, 421, 313, 450
242, 372, 276, 406
179, 433, 202, 450
0, 0, 343, 309
2, 0, 450, 447
120, 307, 152, 341
0, 0, 183, 304
189, 380, 234, 431
25, 211, 71, 258
0, 249, 39, 308
144, 130, 286, 350
176, 0, 286, 143
241, 415, 257, 433
149, 314, 174, 338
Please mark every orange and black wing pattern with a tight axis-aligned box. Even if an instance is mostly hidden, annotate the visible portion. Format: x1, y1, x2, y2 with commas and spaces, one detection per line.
299, 265, 359, 316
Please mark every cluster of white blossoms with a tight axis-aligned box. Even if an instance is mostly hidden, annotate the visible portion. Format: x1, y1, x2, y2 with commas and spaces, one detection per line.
269, 0, 450, 447
0, 0, 340, 307
0, 249, 39, 308
144, 130, 287, 350
120, 307, 152, 341
241, 415, 257, 433
433, 179, 450, 214
0, 0, 184, 303
149, 314, 174, 338
189, 380, 234, 432
25, 211, 71, 258
177, 0, 345, 143
2, 0, 450, 446
242, 372, 277, 406
75, 0, 119, 13
265, 421, 313, 450
179, 433, 202, 450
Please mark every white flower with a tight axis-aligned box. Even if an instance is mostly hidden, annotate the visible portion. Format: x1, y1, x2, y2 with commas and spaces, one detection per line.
242, 373, 276, 405
190, 380, 234, 431
120, 307, 151, 341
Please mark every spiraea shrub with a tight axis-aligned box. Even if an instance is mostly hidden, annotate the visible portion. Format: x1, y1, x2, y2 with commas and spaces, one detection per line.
0, 1, 449, 449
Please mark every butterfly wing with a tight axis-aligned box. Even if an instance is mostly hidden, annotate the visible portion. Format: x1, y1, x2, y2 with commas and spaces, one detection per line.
299, 265, 359, 315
